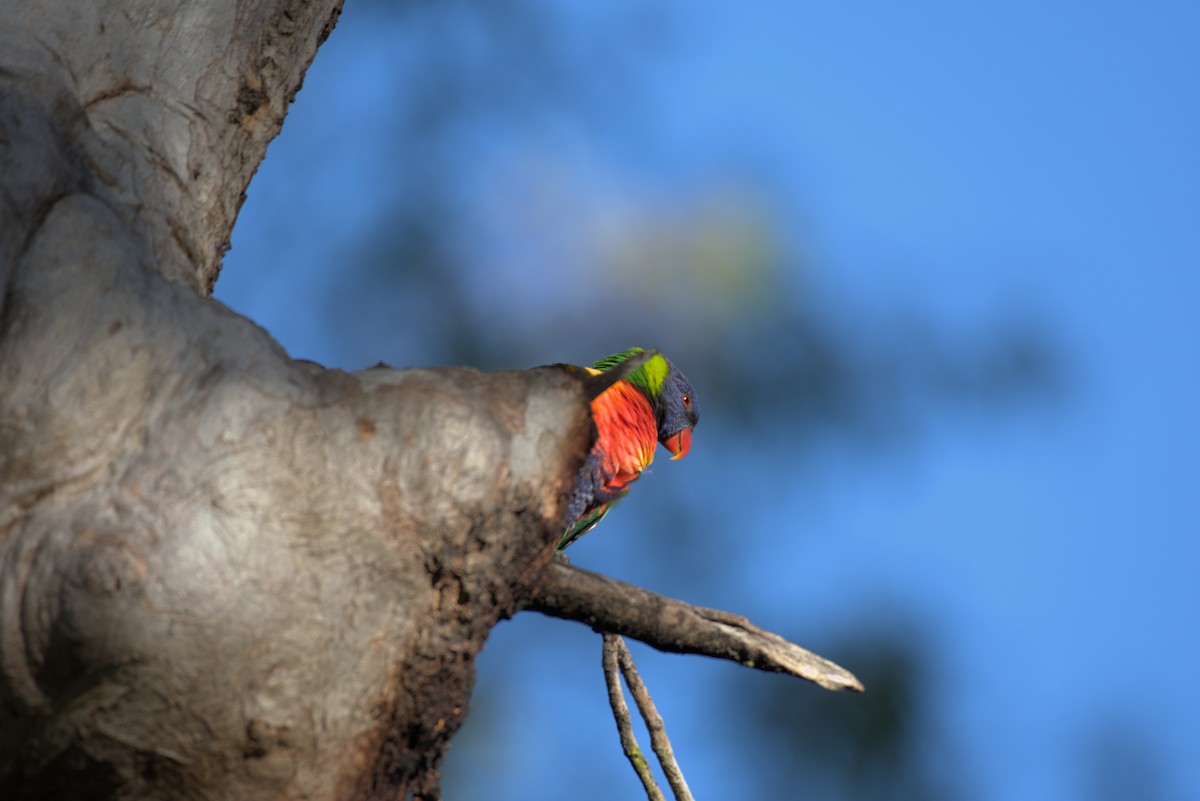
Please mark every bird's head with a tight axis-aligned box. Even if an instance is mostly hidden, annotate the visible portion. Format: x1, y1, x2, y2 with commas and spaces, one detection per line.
592, 347, 700, 460
654, 358, 699, 460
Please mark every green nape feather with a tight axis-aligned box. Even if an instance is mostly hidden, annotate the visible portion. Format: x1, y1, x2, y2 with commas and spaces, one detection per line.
590, 347, 669, 400
545, 348, 659, 403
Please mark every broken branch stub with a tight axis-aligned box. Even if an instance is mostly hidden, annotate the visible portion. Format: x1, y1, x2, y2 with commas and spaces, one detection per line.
527, 562, 864, 693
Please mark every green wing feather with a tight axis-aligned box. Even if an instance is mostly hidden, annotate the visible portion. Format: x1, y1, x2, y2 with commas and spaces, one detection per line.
558, 496, 626, 549
558, 504, 605, 549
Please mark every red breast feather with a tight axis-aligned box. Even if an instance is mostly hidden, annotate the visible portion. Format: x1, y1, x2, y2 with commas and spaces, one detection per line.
589, 377, 658, 494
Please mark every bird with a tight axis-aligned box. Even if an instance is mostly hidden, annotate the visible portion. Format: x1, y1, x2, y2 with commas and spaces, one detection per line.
559, 347, 699, 549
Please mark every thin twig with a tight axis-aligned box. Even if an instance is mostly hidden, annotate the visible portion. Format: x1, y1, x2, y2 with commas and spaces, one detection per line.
615, 637, 695, 801
603, 633, 666, 801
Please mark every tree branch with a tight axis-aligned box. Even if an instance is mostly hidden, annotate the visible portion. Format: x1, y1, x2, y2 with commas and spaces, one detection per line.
527, 562, 864, 693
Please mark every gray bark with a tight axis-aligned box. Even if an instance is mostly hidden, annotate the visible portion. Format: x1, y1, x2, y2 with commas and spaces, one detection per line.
1, 1, 593, 798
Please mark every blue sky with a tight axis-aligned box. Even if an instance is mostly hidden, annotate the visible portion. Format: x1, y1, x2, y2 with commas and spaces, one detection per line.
219, 2, 1200, 798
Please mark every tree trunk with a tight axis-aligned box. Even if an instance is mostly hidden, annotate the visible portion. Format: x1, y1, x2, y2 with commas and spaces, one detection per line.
1, 2, 592, 798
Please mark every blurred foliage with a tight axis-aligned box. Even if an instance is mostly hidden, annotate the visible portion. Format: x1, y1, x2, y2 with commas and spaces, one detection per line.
1080, 723, 1170, 801
735, 623, 960, 801
326, 2, 1065, 449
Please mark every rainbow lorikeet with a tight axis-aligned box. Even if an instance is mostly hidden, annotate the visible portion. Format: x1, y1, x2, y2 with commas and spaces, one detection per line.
559, 347, 699, 549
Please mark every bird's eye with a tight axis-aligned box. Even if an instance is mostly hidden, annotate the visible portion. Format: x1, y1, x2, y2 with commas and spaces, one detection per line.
681, 394, 692, 408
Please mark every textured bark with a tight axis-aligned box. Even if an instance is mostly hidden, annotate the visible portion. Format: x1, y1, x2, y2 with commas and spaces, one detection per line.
1, 0, 341, 293
0, 1, 594, 798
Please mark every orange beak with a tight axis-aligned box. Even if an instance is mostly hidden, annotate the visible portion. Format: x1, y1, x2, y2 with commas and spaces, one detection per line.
662, 428, 693, 461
